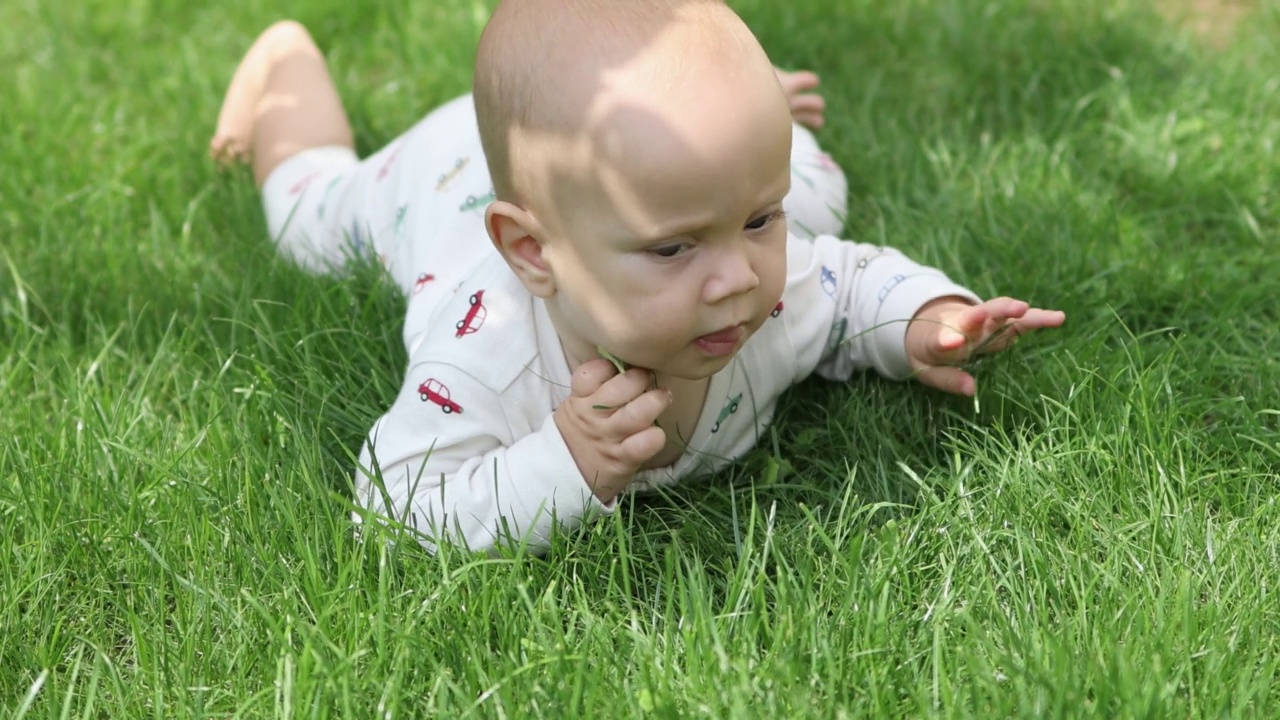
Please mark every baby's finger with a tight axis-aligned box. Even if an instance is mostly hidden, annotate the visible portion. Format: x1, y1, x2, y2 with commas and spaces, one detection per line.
933, 323, 970, 354
982, 297, 1031, 325
951, 304, 992, 337
610, 386, 673, 434
975, 308, 1066, 354
617, 424, 668, 468
570, 358, 622, 398
927, 305, 988, 358
592, 367, 657, 410
915, 365, 977, 397
970, 322, 1019, 354
1012, 308, 1066, 331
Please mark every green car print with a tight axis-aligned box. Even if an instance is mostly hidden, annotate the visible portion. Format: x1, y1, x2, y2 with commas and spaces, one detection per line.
459, 189, 496, 214
826, 317, 848, 354
711, 393, 741, 434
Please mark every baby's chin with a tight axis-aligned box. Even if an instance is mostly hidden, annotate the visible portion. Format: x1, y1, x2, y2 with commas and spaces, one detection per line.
599, 315, 768, 379
648, 345, 745, 381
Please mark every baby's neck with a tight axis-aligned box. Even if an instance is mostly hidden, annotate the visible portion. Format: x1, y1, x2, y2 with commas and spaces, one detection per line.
646, 372, 712, 469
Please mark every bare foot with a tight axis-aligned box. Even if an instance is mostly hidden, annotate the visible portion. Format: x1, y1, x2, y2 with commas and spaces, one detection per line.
210, 21, 312, 165
774, 68, 826, 130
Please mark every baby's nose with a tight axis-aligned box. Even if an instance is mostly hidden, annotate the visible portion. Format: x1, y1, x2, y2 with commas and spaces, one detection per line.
705, 249, 760, 303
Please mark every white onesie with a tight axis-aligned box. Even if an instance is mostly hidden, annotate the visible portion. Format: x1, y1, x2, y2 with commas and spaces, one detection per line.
259, 94, 978, 553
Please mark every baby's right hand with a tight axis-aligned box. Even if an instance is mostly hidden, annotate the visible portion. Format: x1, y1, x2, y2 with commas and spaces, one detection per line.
554, 359, 672, 503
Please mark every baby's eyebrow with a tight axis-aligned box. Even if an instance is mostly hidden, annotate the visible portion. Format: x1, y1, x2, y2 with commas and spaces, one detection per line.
634, 211, 718, 243
632, 199, 787, 244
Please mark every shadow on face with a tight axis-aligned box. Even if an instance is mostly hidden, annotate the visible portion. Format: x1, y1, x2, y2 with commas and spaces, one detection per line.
475, 0, 796, 371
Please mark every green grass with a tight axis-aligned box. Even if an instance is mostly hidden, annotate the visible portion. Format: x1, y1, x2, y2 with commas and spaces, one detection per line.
4, 0, 1280, 716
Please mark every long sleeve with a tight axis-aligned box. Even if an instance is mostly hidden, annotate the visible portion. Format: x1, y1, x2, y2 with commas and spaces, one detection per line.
354, 362, 609, 554
782, 234, 982, 383
351, 253, 620, 555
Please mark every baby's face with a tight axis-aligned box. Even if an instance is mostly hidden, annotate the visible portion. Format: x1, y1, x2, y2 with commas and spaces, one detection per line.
532, 61, 794, 380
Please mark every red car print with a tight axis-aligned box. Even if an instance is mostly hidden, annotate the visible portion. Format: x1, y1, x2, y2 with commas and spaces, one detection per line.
413, 272, 436, 295
288, 171, 320, 196
455, 290, 487, 337
377, 144, 402, 181
418, 378, 463, 414
771, 301, 784, 318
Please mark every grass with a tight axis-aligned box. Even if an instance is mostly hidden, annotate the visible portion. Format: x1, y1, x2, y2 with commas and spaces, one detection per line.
3, 0, 1280, 716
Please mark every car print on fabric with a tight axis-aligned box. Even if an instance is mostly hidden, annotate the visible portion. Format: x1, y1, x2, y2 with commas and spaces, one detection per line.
455, 290, 487, 337
418, 378, 463, 414
460, 189, 496, 215
377, 143, 402, 181
771, 301, 784, 318
316, 176, 342, 219
288, 171, 320, 196
394, 204, 408, 237
820, 265, 837, 299
436, 157, 470, 192
711, 393, 742, 433
413, 273, 436, 295
827, 317, 848, 354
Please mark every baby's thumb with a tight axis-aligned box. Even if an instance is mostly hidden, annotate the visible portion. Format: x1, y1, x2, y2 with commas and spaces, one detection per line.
914, 365, 976, 397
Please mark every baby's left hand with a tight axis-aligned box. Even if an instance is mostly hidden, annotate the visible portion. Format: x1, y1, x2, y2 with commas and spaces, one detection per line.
905, 296, 1066, 396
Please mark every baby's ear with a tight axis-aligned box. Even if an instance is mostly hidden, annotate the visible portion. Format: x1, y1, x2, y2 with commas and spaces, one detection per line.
486, 201, 556, 298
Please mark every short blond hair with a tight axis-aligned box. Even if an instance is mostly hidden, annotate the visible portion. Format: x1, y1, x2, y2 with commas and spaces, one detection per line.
473, 0, 766, 204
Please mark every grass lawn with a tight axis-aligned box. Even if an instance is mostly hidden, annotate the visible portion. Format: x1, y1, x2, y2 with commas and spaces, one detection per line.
4, 0, 1280, 716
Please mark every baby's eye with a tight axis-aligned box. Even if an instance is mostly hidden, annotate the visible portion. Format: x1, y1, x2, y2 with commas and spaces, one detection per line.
745, 210, 785, 231
649, 243, 690, 258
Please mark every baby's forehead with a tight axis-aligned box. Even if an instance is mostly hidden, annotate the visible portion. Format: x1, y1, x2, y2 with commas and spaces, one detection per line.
516, 74, 792, 237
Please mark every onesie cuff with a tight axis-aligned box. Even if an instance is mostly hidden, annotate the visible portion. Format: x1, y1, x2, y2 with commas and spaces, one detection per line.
872, 277, 981, 381
527, 413, 616, 519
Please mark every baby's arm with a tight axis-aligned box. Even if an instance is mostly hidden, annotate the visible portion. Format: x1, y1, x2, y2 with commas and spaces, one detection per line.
782, 235, 978, 383
782, 235, 1062, 390
354, 365, 607, 555
356, 357, 672, 555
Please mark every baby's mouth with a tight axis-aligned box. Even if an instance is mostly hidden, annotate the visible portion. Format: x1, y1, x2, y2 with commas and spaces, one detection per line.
693, 325, 745, 357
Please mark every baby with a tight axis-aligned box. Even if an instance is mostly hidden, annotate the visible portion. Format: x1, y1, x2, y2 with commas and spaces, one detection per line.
211, 0, 1064, 554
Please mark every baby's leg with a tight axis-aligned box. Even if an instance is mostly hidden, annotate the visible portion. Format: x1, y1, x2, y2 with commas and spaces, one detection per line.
214, 21, 381, 274
211, 20, 354, 185
783, 123, 849, 240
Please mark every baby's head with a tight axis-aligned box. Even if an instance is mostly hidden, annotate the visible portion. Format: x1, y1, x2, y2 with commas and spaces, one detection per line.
476, 0, 794, 380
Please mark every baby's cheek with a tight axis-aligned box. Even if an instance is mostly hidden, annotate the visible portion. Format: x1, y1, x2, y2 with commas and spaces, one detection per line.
758, 257, 787, 306
582, 293, 658, 349
620, 300, 690, 356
